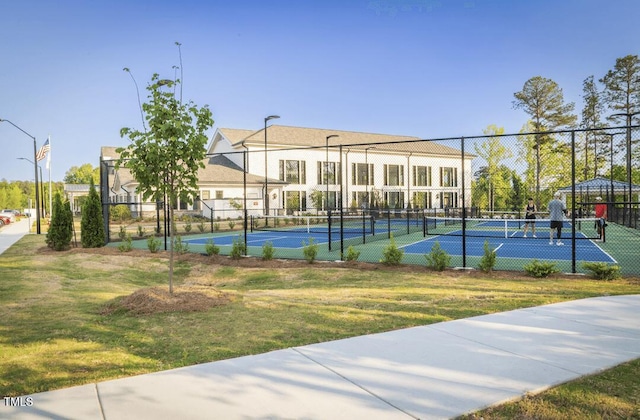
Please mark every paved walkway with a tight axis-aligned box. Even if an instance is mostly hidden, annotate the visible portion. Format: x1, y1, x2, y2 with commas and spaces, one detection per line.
0, 217, 30, 254
2, 223, 639, 419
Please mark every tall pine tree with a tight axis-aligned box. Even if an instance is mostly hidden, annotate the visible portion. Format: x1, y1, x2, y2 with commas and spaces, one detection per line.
46, 192, 73, 251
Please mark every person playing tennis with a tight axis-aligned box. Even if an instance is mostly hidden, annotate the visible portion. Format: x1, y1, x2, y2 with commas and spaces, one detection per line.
548, 192, 567, 246
522, 197, 537, 238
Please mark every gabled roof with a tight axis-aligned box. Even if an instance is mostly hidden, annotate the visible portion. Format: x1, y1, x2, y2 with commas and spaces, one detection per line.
557, 177, 640, 193
100, 146, 282, 188
218, 125, 469, 158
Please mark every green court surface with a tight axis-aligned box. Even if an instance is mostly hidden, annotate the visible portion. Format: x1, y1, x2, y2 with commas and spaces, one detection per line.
115, 221, 640, 276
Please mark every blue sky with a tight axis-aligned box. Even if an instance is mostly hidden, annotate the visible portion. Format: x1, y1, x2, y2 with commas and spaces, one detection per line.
1, 0, 638, 182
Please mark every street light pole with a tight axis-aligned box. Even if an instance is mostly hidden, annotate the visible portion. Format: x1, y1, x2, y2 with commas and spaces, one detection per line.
264, 115, 280, 219
1, 119, 41, 234
325, 135, 339, 211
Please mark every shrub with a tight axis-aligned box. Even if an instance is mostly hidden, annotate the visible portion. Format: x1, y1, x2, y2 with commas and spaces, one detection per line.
524, 259, 560, 278
80, 181, 105, 248
262, 241, 275, 260
302, 238, 319, 263
581, 262, 621, 280
118, 234, 133, 252
46, 192, 73, 251
205, 239, 220, 256
478, 240, 497, 273
118, 225, 127, 241
228, 220, 236, 230
110, 204, 132, 222
344, 245, 361, 262
197, 221, 205, 233
137, 225, 146, 237
230, 236, 246, 260
147, 236, 161, 253
381, 234, 404, 266
213, 222, 220, 231
173, 235, 189, 254
184, 221, 192, 233
425, 241, 450, 271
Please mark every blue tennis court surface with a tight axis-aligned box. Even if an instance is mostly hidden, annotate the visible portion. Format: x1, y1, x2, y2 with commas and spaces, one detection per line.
185, 231, 336, 249
402, 235, 616, 263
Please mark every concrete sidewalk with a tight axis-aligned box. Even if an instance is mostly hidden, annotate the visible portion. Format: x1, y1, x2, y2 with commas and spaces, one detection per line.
0, 218, 30, 255
2, 294, 639, 419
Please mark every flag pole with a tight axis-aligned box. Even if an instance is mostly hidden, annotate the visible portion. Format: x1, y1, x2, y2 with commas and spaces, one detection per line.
47, 135, 52, 218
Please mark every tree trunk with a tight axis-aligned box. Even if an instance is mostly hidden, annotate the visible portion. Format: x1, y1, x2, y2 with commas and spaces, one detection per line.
169, 205, 174, 295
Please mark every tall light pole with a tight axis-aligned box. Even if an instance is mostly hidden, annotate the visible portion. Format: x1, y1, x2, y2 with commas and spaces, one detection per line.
603, 132, 625, 201
325, 135, 339, 211
364, 146, 376, 209
1, 119, 41, 233
264, 115, 280, 218
611, 111, 640, 224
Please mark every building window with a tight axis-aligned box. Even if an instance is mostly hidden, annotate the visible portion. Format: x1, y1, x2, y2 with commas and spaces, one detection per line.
440, 192, 457, 208
412, 191, 432, 208
440, 167, 457, 187
384, 191, 404, 209
413, 166, 431, 187
352, 163, 373, 186
384, 164, 404, 186
283, 190, 307, 214
215, 190, 224, 199
200, 190, 210, 200
279, 160, 306, 184
317, 161, 340, 185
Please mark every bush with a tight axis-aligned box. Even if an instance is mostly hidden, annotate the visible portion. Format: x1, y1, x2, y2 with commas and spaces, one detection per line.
197, 221, 205, 233
302, 238, 319, 263
205, 239, 220, 256
80, 181, 105, 248
46, 192, 73, 251
581, 262, 621, 280
213, 222, 220, 231
478, 240, 497, 273
228, 220, 236, 230
380, 234, 404, 266
425, 241, 450, 271
524, 259, 560, 278
230, 236, 246, 260
118, 234, 133, 252
118, 225, 127, 241
262, 241, 275, 261
344, 245, 360, 262
137, 225, 146, 237
184, 221, 192, 233
147, 236, 161, 253
173, 235, 189, 254
110, 204, 132, 222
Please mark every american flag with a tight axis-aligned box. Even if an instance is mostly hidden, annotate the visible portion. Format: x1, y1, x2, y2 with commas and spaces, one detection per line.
36, 138, 50, 162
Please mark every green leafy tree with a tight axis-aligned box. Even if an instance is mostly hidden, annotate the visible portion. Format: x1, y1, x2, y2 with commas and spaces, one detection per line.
80, 181, 105, 248
473, 125, 512, 212
117, 73, 214, 294
46, 192, 73, 251
513, 76, 577, 205
64, 163, 100, 184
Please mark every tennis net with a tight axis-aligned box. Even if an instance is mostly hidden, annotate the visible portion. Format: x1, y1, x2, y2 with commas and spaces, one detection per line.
424, 216, 602, 240
251, 214, 373, 235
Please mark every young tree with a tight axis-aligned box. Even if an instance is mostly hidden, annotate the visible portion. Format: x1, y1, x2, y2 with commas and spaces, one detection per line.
513, 76, 577, 204
46, 191, 73, 251
118, 73, 214, 294
80, 181, 105, 248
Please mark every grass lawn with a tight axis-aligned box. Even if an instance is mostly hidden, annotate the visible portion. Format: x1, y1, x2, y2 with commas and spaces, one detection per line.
1, 234, 640, 418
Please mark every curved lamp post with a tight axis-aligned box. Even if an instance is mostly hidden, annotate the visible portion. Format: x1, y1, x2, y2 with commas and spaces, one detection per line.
1, 119, 41, 233
325, 135, 339, 211
17, 157, 44, 220
264, 115, 280, 219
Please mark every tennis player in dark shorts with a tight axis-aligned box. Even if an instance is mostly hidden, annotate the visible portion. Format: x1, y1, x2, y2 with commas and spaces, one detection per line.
523, 197, 536, 238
